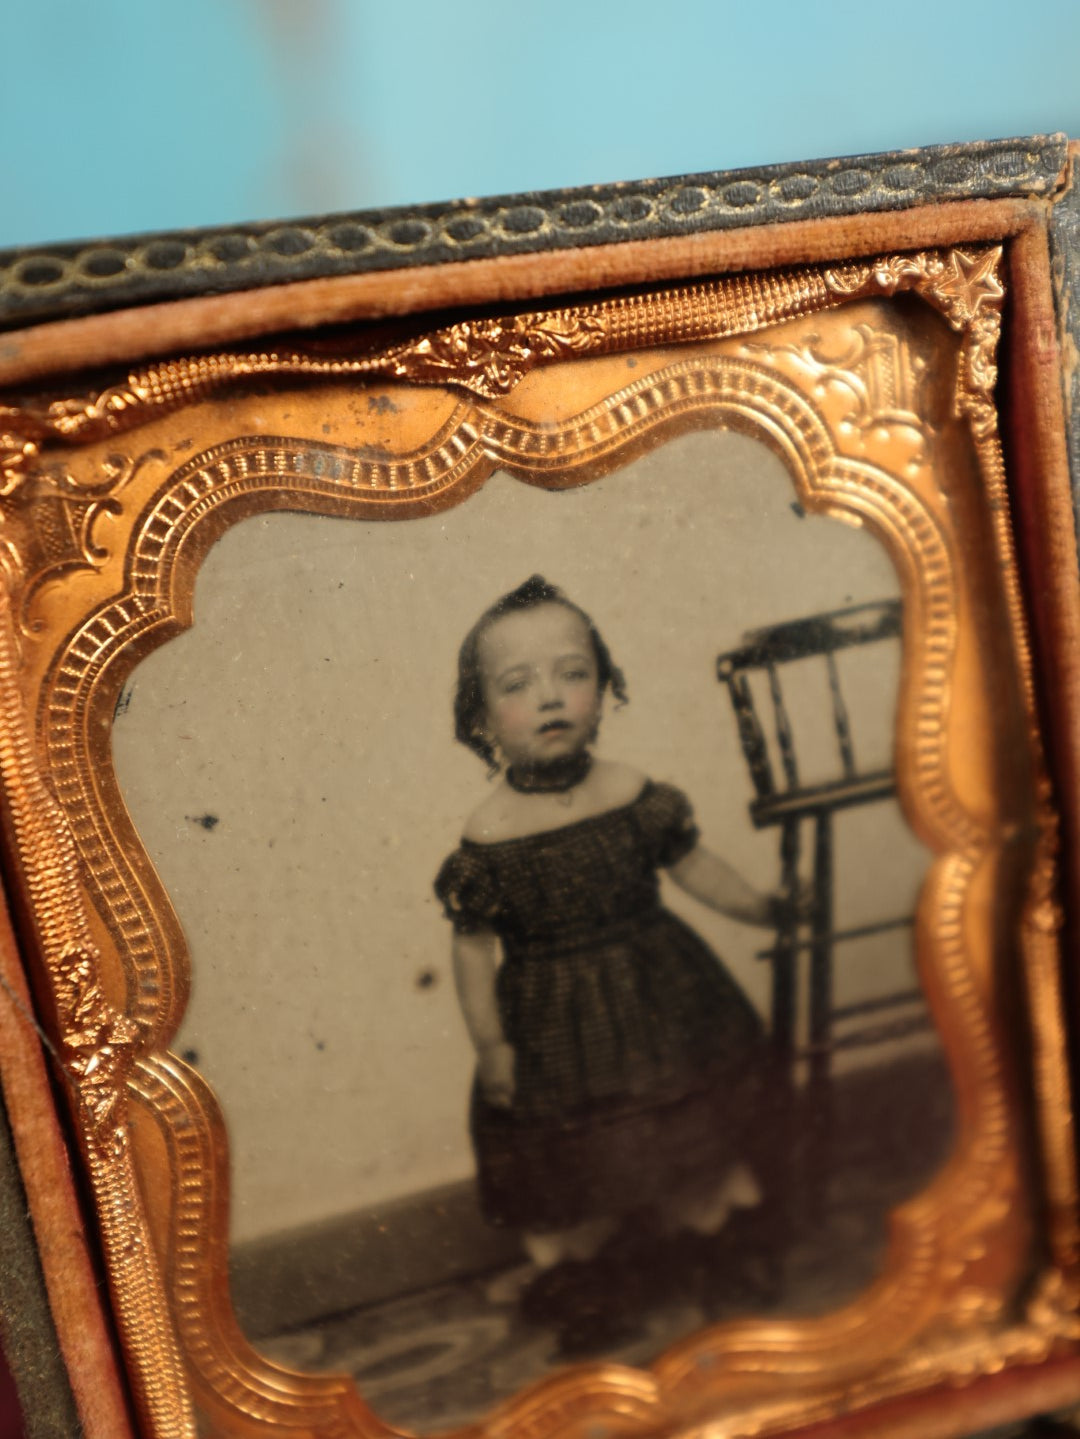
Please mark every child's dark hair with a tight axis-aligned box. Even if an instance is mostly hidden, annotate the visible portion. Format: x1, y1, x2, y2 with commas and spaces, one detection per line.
454, 575, 628, 767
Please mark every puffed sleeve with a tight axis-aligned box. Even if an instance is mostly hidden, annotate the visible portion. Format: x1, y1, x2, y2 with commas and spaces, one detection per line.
636, 782, 701, 868
433, 845, 502, 933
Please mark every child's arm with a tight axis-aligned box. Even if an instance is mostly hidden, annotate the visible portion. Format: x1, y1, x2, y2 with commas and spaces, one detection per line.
667, 843, 787, 928
451, 930, 515, 1107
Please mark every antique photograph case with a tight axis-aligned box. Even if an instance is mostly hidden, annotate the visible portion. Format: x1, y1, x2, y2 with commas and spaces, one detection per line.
0, 138, 1079, 1439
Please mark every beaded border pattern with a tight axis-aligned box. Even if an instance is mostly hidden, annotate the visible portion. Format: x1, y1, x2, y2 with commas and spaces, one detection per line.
0, 136, 1066, 329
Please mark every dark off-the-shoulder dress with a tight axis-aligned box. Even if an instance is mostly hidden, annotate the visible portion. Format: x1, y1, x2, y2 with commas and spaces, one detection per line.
434, 781, 772, 1233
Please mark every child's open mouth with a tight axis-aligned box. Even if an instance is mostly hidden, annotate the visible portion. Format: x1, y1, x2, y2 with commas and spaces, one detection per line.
538, 720, 572, 734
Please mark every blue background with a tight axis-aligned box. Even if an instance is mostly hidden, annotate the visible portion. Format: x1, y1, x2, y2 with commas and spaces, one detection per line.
3, 0, 1078, 249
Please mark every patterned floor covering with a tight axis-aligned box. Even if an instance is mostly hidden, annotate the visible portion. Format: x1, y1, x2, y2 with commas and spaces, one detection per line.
262, 1213, 876, 1432
259, 1056, 957, 1433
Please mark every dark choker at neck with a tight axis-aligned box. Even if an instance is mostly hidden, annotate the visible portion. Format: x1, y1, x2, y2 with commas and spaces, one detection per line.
506, 752, 592, 795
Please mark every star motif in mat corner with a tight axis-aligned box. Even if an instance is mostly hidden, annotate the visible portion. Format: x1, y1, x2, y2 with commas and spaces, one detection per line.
935, 249, 1004, 319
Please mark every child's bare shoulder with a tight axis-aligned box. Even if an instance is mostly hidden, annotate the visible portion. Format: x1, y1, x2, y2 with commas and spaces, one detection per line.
462, 784, 516, 844
591, 759, 648, 808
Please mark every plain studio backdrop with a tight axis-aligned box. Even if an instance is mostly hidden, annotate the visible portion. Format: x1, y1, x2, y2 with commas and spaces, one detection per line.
113, 428, 929, 1245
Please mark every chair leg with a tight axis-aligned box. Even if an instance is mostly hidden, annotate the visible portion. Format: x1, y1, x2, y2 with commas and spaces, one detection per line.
806, 811, 835, 1222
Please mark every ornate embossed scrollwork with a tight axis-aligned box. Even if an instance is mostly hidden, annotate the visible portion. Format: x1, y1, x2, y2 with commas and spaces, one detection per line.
0, 449, 165, 628
0, 248, 1001, 492
0, 265, 840, 492
56, 946, 141, 1143
0, 575, 194, 1435
823, 248, 1004, 438
384, 311, 608, 392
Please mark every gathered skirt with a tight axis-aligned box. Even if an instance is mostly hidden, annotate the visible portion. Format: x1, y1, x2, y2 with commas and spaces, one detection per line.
472, 909, 775, 1232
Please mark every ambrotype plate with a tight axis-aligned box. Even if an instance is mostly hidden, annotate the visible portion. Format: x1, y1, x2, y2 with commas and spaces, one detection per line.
0, 247, 1076, 1439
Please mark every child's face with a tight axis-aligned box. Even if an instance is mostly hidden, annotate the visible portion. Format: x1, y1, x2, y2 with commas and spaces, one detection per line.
478, 604, 602, 769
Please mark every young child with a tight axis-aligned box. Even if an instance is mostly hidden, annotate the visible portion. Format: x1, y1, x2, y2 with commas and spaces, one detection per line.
434, 576, 790, 1325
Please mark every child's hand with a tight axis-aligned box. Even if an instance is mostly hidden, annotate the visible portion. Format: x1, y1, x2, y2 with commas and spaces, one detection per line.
478, 1041, 516, 1108
769, 878, 815, 924
790, 877, 815, 920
